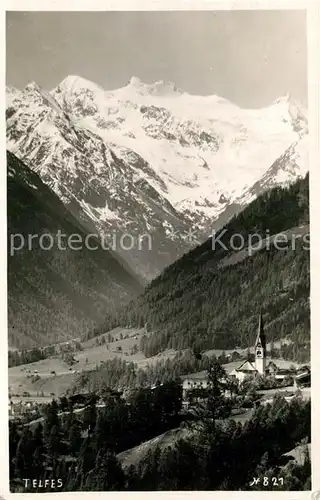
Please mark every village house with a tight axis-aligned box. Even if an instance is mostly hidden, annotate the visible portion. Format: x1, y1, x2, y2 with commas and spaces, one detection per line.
181, 371, 213, 409
8, 397, 40, 418
181, 370, 235, 408
181, 370, 209, 400
229, 360, 258, 382
294, 367, 311, 388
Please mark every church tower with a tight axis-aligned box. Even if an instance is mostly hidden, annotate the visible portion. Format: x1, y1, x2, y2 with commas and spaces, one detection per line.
255, 313, 266, 376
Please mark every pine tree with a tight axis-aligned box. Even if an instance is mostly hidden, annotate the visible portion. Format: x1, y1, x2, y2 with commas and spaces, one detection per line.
9, 422, 19, 479
193, 360, 232, 437
46, 424, 61, 460
44, 400, 59, 436
14, 428, 33, 478
84, 448, 125, 490
69, 421, 82, 455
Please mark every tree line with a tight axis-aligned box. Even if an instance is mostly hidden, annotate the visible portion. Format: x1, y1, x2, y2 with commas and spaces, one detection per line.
9, 341, 83, 368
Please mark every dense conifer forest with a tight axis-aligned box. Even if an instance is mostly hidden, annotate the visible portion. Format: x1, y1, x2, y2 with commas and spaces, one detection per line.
9, 362, 310, 492
92, 175, 309, 362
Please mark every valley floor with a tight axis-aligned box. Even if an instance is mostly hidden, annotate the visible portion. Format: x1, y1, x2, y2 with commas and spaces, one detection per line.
8, 327, 303, 399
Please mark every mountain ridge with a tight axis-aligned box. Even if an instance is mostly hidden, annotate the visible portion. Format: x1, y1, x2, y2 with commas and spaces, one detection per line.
6, 75, 308, 279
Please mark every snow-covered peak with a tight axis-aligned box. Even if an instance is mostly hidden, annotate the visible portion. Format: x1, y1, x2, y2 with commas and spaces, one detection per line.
125, 76, 181, 97
273, 93, 293, 105
19, 81, 63, 117
56, 75, 105, 95
271, 94, 308, 134
272, 93, 305, 114
22, 82, 47, 104
150, 79, 182, 96
6, 85, 22, 107
24, 81, 41, 92
16, 82, 45, 107
23, 82, 49, 102
127, 76, 143, 87
6, 85, 20, 96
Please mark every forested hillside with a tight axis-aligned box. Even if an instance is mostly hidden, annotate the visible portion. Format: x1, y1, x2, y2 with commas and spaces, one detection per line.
7, 151, 143, 348
9, 373, 311, 491
95, 175, 309, 361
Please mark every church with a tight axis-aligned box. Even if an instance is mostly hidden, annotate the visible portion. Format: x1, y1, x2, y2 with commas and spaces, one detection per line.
229, 313, 267, 382
182, 314, 268, 397
181, 313, 309, 402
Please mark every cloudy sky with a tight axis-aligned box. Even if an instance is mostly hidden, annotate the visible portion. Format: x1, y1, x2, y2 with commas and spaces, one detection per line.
6, 10, 307, 108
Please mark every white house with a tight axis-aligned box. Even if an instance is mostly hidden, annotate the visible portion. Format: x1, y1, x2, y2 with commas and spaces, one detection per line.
229, 360, 258, 382
181, 370, 208, 399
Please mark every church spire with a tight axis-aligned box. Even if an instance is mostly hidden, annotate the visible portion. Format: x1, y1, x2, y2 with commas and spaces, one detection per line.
255, 312, 266, 350
255, 312, 267, 376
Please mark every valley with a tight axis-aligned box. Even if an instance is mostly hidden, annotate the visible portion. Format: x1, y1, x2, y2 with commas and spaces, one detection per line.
6, 10, 312, 493
7, 172, 311, 490
8, 325, 304, 401
7, 152, 143, 348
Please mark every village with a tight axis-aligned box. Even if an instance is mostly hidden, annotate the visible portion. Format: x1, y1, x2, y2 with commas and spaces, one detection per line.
8, 314, 310, 427
182, 315, 310, 407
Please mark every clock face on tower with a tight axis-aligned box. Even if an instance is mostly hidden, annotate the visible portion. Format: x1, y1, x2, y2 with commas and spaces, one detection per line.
256, 349, 263, 358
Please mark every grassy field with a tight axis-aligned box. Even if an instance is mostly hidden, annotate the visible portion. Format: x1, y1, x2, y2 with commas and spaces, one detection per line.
8, 327, 180, 397
8, 326, 304, 399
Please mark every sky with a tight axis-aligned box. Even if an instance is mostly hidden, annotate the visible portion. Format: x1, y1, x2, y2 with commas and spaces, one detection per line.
6, 10, 307, 108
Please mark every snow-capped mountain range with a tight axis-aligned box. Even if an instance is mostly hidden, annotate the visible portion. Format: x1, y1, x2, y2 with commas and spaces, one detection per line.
6, 75, 308, 279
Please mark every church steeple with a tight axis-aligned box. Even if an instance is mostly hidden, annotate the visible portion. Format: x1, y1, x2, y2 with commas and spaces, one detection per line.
255, 313, 266, 350
255, 312, 266, 376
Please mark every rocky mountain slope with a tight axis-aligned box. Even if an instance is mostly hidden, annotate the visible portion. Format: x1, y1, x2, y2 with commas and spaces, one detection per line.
6, 76, 308, 279
7, 151, 143, 349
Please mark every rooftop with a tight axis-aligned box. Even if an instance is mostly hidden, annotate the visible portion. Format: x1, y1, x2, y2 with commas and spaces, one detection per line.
181, 370, 207, 381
